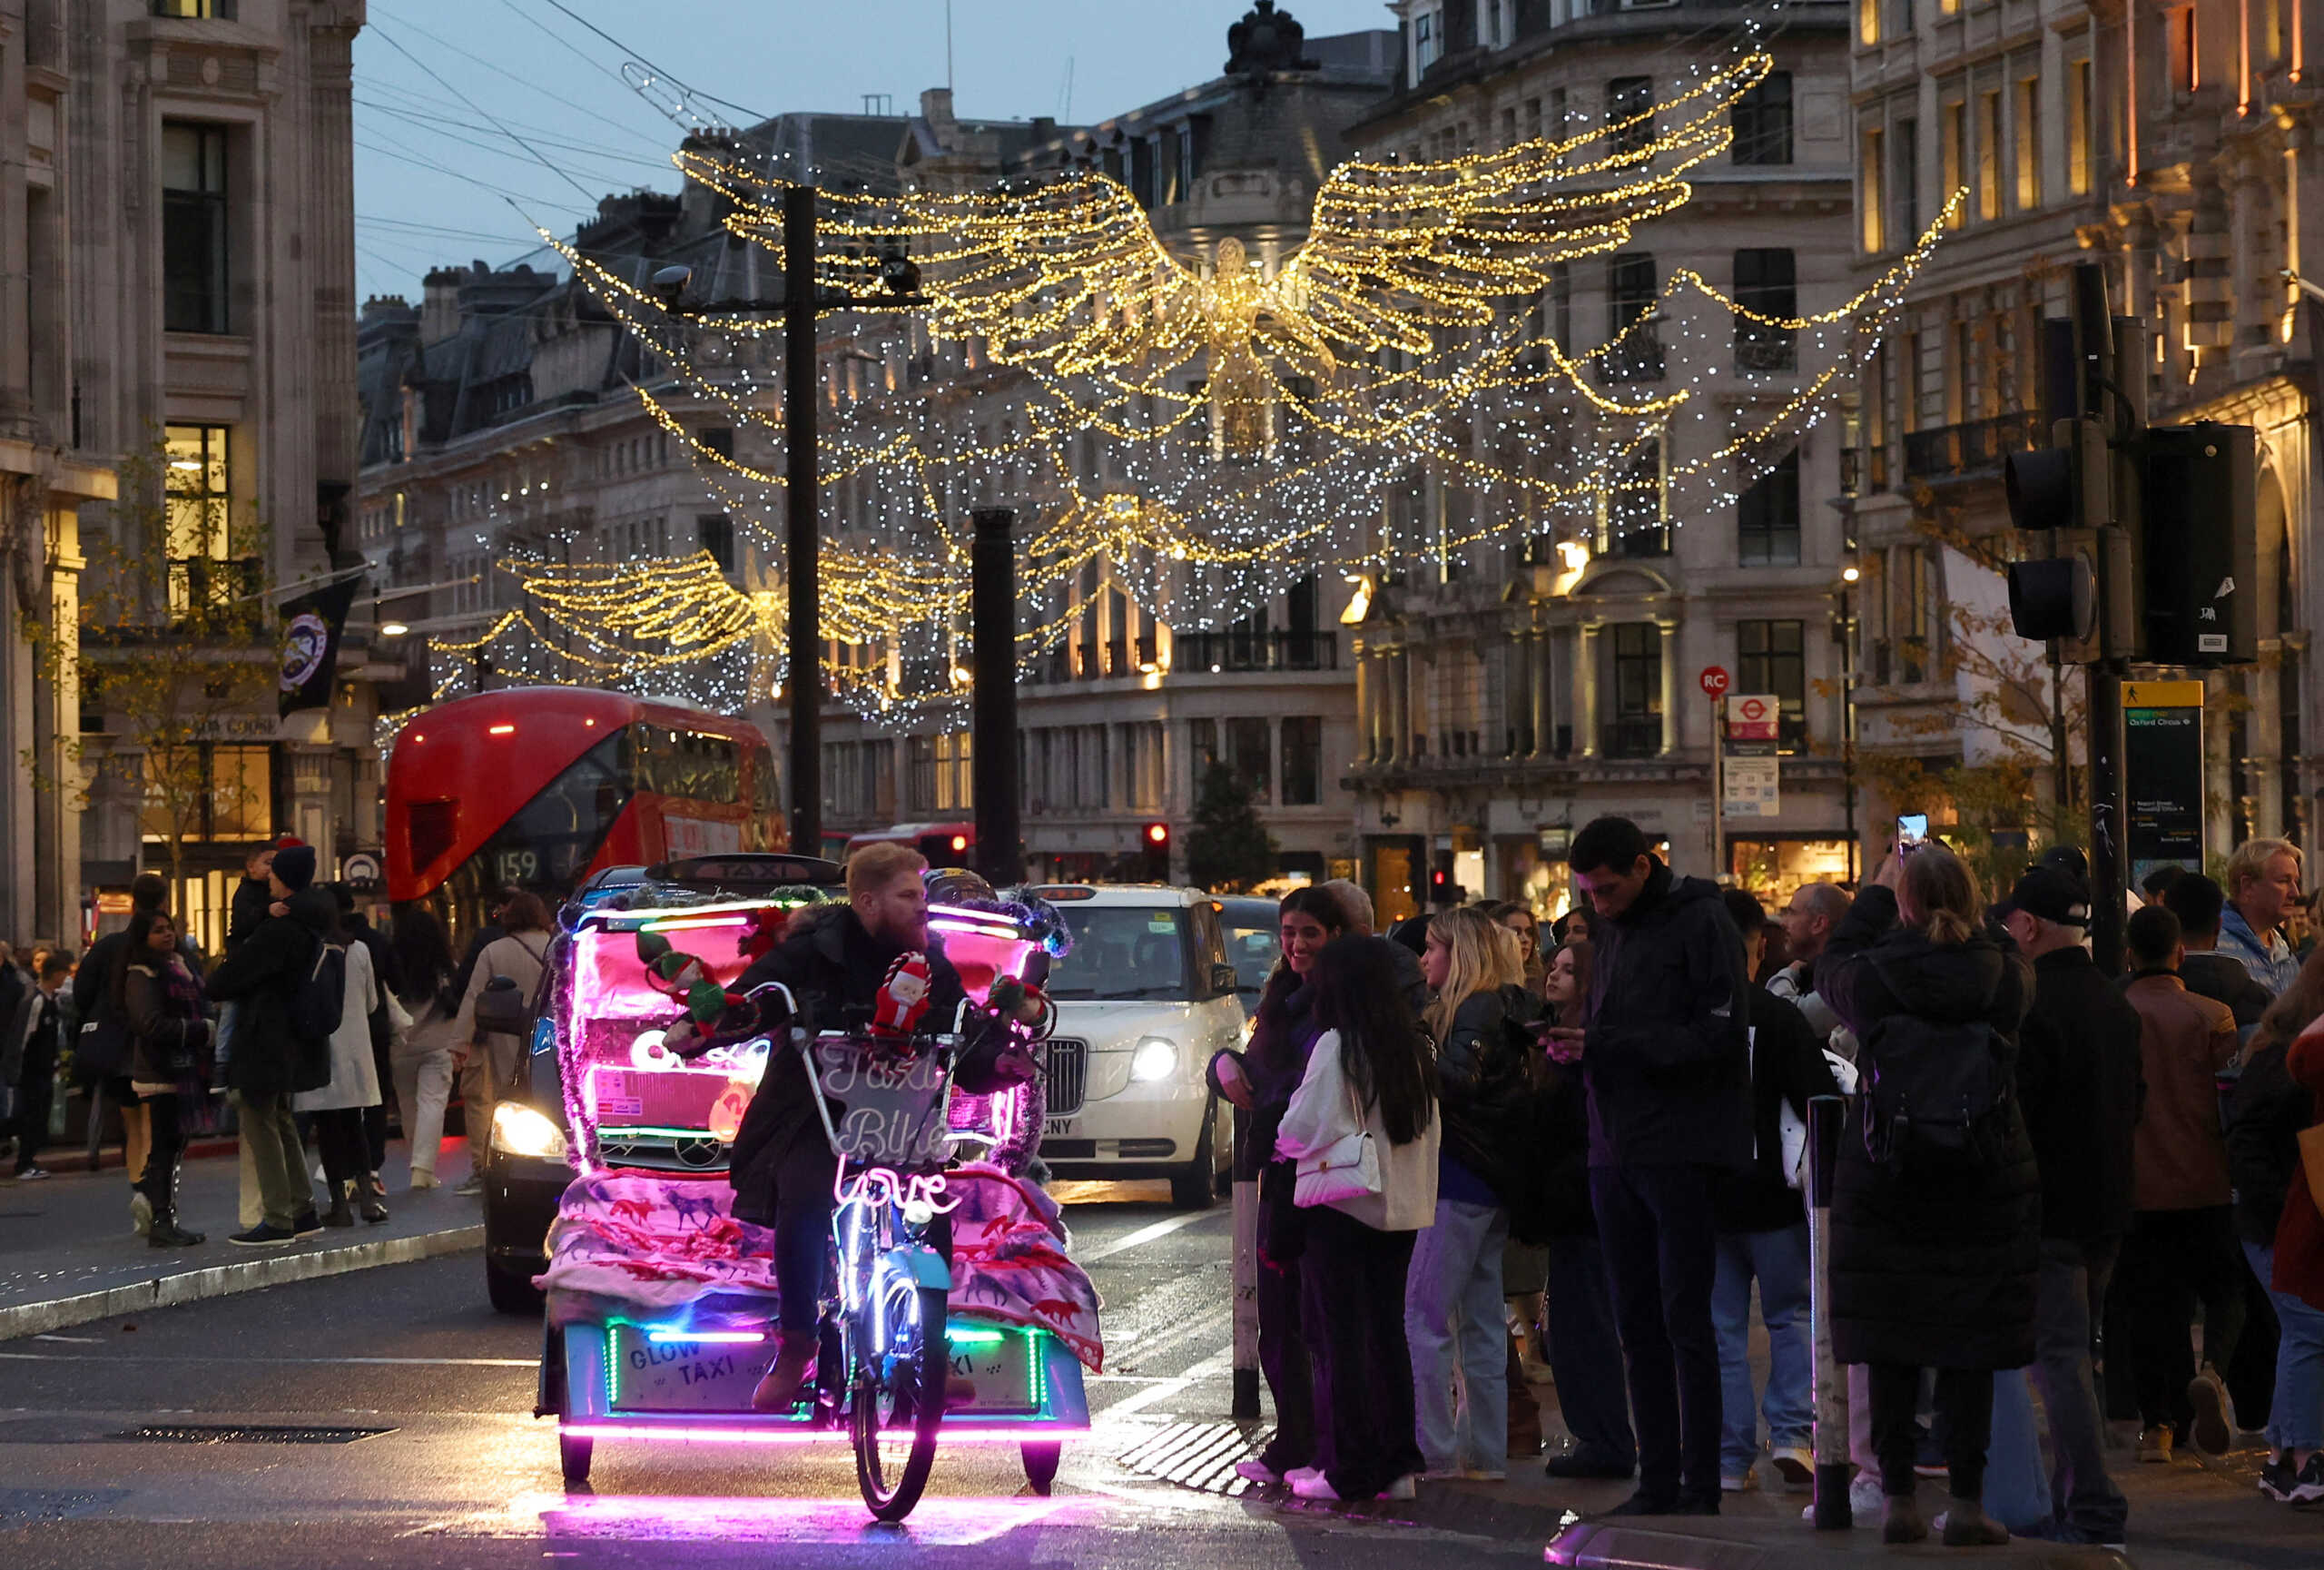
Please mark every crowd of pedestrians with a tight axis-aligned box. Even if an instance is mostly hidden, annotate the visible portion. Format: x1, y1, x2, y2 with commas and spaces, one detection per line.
1215, 815, 2324, 1545
0, 841, 509, 1247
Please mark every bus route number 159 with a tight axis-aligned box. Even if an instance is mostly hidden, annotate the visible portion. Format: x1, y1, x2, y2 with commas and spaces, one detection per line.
493, 848, 539, 885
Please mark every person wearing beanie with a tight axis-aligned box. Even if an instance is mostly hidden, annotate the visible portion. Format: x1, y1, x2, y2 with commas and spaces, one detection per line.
205, 844, 334, 1246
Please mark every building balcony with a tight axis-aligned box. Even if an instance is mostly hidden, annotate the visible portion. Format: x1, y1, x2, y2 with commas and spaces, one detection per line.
1901, 410, 2038, 485
1173, 630, 1338, 674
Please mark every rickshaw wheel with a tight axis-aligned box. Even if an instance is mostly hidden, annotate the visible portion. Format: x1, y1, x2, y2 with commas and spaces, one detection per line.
1021, 1440, 1062, 1496
558, 1429, 593, 1486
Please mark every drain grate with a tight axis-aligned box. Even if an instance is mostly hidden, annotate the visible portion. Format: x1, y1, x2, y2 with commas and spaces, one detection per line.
0, 1488, 129, 1526
116, 1424, 395, 1446
1116, 1420, 1268, 1496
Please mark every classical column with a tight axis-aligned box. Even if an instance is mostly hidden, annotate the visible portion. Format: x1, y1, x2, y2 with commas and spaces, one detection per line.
1354, 642, 1374, 765
1506, 628, 1531, 757
1391, 648, 1412, 764
1658, 620, 1680, 756
1382, 647, 1403, 765
1531, 624, 1553, 759
1577, 624, 1600, 758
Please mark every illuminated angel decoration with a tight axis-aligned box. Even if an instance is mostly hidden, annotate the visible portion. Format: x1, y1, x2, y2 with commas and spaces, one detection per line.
475, 47, 1952, 724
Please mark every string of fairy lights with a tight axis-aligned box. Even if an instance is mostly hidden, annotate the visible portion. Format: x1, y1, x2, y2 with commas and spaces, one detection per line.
429, 44, 1956, 727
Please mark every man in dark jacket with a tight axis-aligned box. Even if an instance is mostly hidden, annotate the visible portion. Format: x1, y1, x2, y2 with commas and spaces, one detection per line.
726, 844, 1034, 1413
2159, 874, 2272, 1036
1712, 890, 1840, 1494
1565, 816, 1751, 1516
204, 844, 333, 1246
1997, 866, 2134, 1545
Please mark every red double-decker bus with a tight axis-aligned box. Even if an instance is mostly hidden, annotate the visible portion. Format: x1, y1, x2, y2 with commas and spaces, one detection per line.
386, 686, 783, 938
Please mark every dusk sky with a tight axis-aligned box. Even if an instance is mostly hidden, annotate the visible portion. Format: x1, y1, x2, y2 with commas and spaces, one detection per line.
352, 0, 1397, 304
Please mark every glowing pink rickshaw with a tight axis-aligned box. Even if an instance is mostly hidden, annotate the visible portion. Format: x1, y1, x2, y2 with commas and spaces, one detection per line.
533, 889, 1100, 1519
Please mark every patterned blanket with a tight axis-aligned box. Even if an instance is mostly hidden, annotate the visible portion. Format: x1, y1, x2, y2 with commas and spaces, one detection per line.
537, 1164, 1105, 1372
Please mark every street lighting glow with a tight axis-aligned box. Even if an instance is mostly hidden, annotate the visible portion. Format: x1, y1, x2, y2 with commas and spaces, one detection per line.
1842, 566, 1861, 583
379, 620, 409, 637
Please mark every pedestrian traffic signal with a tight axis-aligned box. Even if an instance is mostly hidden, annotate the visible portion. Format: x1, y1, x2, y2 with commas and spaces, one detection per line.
2141, 423, 2256, 667
1140, 821, 1170, 882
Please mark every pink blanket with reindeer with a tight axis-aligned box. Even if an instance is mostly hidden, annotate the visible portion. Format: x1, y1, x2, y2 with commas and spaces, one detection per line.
536, 1165, 1105, 1373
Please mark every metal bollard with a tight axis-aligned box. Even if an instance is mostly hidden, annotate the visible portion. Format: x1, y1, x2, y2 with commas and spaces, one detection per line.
1807, 1093, 1850, 1529
1229, 1102, 1261, 1418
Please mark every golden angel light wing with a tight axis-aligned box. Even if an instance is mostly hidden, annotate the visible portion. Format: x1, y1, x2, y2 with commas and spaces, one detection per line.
774, 172, 1208, 380
1280, 51, 1775, 357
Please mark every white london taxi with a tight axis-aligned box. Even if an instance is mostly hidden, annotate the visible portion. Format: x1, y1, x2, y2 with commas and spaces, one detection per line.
1029, 884, 1241, 1208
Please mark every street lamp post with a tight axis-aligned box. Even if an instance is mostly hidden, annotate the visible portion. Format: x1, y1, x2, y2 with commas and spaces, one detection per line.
1837, 567, 1860, 884
651, 188, 924, 861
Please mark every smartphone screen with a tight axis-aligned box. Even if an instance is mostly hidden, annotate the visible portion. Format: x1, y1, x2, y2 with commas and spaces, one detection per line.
1896, 813, 1929, 851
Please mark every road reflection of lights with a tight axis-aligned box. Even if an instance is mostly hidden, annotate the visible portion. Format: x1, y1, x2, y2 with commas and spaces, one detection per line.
511, 1492, 1084, 1546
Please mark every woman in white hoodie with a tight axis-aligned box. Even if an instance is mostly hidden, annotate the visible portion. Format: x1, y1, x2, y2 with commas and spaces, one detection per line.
1274, 933, 1442, 1503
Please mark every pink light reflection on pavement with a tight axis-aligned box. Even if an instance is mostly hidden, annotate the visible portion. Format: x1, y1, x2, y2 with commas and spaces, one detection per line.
515, 1492, 1089, 1546
563, 1423, 1088, 1445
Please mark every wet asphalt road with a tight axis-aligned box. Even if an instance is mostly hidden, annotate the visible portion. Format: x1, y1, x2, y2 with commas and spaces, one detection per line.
0, 1184, 1540, 1569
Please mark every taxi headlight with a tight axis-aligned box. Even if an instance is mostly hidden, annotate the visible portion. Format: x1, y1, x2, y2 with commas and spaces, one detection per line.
1129, 1036, 1179, 1083
491, 1101, 569, 1160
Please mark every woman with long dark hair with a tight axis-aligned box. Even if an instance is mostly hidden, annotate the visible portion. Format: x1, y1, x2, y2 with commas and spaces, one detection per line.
1275, 933, 1442, 1502
1816, 846, 2038, 1545
1226, 885, 1348, 1487
116, 908, 210, 1247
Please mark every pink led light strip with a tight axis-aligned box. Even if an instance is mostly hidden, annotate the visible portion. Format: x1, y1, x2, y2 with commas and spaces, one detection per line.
565, 1422, 1088, 1446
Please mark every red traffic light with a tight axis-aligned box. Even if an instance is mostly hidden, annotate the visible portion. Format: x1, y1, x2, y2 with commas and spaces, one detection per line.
1143, 822, 1169, 845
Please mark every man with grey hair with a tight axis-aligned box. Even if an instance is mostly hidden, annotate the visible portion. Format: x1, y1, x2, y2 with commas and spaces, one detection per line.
1320, 877, 1426, 1013
1768, 883, 1850, 1045
2220, 837, 2303, 997
1320, 878, 1375, 935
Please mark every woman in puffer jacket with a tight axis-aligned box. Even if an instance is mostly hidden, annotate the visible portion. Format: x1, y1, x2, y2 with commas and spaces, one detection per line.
1814, 845, 2038, 1547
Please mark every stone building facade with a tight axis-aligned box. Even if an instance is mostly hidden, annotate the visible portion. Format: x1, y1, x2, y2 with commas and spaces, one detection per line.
1340, 0, 1861, 923
1846, 0, 2324, 864
1, 0, 369, 954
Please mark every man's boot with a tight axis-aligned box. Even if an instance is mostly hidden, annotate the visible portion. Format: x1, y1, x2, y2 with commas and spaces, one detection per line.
150, 1210, 205, 1248
751, 1331, 819, 1413
322, 1182, 356, 1229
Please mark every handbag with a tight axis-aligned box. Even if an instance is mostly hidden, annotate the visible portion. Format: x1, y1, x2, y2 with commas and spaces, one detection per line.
75, 1014, 131, 1079
1294, 1081, 1383, 1210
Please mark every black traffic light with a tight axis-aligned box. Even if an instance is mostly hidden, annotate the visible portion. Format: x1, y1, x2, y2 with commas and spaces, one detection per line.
1429, 865, 1452, 903
2142, 422, 2257, 667
1140, 821, 1170, 882
2004, 418, 2122, 657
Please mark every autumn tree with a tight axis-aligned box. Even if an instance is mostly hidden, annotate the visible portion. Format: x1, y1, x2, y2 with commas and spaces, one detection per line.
1857, 502, 2088, 890
62, 437, 277, 896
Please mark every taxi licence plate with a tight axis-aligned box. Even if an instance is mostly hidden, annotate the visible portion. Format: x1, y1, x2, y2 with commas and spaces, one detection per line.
1044, 1117, 1076, 1137
949, 1327, 1039, 1414
608, 1326, 770, 1413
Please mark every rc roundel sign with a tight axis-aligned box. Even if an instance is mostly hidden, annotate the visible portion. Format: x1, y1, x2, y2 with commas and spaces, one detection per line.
340, 851, 384, 894
1699, 665, 1732, 699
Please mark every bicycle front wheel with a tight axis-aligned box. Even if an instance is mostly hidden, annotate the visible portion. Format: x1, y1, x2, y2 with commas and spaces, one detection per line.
851, 1274, 948, 1520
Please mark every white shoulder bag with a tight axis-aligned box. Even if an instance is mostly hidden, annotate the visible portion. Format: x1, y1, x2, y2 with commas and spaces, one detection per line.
1294, 1074, 1383, 1209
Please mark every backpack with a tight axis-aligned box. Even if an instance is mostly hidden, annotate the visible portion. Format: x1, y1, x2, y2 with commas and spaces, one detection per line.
1856, 963, 2009, 1182
288, 940, 347, 1092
